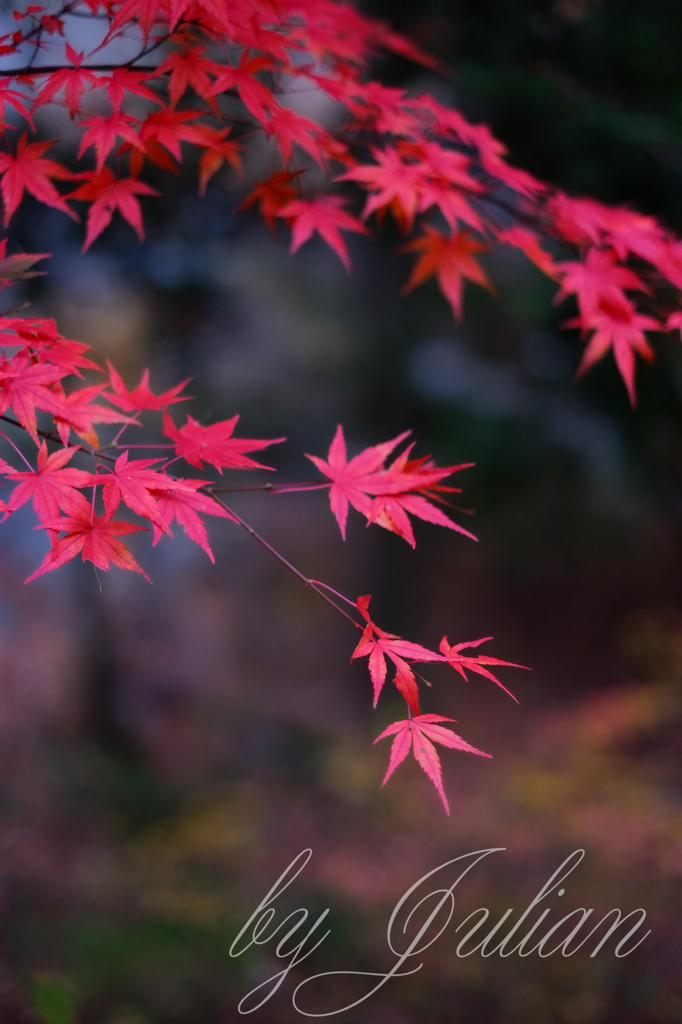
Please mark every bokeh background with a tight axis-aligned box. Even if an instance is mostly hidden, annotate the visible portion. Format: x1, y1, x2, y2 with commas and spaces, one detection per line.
0, 1, 681, 1022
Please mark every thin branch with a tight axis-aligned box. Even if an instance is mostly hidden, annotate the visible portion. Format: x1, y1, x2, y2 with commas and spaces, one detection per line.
208, 491, 363, 630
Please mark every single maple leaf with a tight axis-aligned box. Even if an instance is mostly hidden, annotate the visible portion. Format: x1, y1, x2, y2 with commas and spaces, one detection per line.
279, 196, 369, 270
0, 133, 76, 225
50, 382, 138, 446
568, 293, 661, 406
96, 68, 161, 111
155, 45, 223, 108
555, 247, 648, 317
163, 409, 285, 473
305, 424, 410, 538
0, 243, 49, 285
189, 125, 242, 194
238, 170, 302, 230
363, 442, 477, 546
104, 361, 191, 412
68, 168, 160, 250
374, 713, 491, 814
209, 52, 277, 123
439, 636, 528, 702
0, 350, 66, 442
338, 146, 424, 231
3, 441, 95, 530
137, 109, 204, 163
25, 510, 149, 583
77, 111, 145, 171
148, 476, 236, 561
101, 451, 172, 532
32, 46, 99, 116
265, 106, 325, 165
351, 595, 439, 712
402, 226, 491, 320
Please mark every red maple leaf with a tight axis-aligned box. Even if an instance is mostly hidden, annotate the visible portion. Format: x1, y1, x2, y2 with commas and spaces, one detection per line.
339, 146, 424, 231
3, 441, 95, 528
402, 226, 491, 320
148, 476, 236, 561
364, 443, 477, 546
104, 361, 191, 412
0, 350, 66, 442
351, 595, 439, 712
156, 45, 222, 108
189, 125, 242, 195
568, 293, 661, 406
163, 409, 284, 473
33, 46, 98, 115
265, 106, 325, 165
77, 111, 145, 171
374, 714, 491, 814
101, 451, 173, 532
555, 247, 648, 317
50, 382, 138, 446
439, 636, 528, 702
68, 168, 160, 250
209, 52, 276, 123
305, 424, 410, 538
0, 133, 76, 225
238, 170, 302, 230
279, 196, 369, 270
25, 510, 149, 583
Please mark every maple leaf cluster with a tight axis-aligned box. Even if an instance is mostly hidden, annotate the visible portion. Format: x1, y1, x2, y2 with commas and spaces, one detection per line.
0, 246, 526, 810
0, 0, 678, 403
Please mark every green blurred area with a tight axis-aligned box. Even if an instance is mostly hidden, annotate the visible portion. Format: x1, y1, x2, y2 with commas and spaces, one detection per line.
0, 2, 680, 1023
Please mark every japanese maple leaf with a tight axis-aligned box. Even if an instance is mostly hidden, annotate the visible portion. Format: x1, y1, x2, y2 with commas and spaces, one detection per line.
0, 351, 66, 442
155, 45, 222, 108
163, 409, 284, 473
148, 476, 236, 561
265, 107, 324, 165
351, 595, 440, 712
439, 636, 528, 702
0, 243, 49, 286
569, 293, 661, 406
279, 196, 369, 271
402, 227, 491, 320
338, 147, 424, 231
77, 111, 145, 171
374, 714, 491, 814
25, 510, 149, 583
104, 361, 190, 412
68, 168, 160, 250
192, 126, 242, 194
0, 133, 76, 225
137, 109, 204, 162
101, 451, 172, 532
33, 46, 99, 115
555, 247, 648, 317
3, 441, 95, 529
364, 443, 477, 546
50, 382, 138, 446
238, 170, 302, 230
305, 424, 410, 538
96, 68, 160, 111
209, 52, 277, 124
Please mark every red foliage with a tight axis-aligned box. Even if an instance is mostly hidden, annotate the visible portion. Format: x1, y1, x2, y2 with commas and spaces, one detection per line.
0, 0, 676, 809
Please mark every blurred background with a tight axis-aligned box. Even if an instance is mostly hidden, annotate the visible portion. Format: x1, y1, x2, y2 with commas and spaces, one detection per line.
0, 1, 681, 1022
